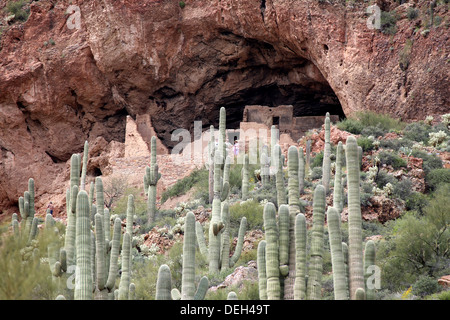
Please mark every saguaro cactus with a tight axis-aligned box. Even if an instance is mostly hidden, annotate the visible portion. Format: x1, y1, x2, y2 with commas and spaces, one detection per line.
74, 190, 93, 300
322, 112, 332, 194
241, 153, 250, 201
263, 202, 281, 300
257, 240, 268, 300
208, 125, 215, 204
260, 145, 270, 186
94, 213, 107, 299
298, 147, 305, 195
345, 136, 364, 299
106, 217, 122, 293
293, 213, 307, 300
156, 264, 173, 300
364, 240, 376, 300
80, 140, 89, 191
333, 141, 344, 214
181, 211, 196, 300
274, 144, 287, 206
306, 184, 326, 300
118, 232, 131, 300
145, 136, 160, 225
327, 207, 349, 300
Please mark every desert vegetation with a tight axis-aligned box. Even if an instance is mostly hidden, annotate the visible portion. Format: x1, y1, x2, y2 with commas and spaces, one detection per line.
0, 109, 449, 301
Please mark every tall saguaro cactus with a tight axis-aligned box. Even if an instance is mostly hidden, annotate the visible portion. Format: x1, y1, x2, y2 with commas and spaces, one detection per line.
241, 153, 250, 201
333, 141, 344, 214
74, 190, 93, 300
145, 136, 160, 225
274, 144, 287, 206
181, 211, 197, 300
322, 112, 332, 194
306, 184, 326, 300
327, 207, 349, 300
293, 213, 307, 300
263, 202, 281, 300
345, 136, 364, 299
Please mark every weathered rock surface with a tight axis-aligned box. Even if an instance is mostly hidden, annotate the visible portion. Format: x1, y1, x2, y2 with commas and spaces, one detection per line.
0, 0, 448, 215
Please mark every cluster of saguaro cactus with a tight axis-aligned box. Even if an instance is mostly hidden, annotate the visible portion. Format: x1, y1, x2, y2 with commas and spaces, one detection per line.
156, 211, 209, 300
196, 107, 246, 274
144, 136, 160, 225
257, 121, 377, 300
17, 178, 39, 244
29, 140, 136, 300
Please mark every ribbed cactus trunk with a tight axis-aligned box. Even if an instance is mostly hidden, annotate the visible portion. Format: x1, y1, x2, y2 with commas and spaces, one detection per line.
146, 136, 159, 225
156, 264, 173, 300
241, 153, 249, 201
278, 204, 290, 277
274, 144, 287, 206
285, 146, 300, 300
298, 147, 305, 195
208, 149, 227, 274
220, 202, 231, 270
322, 112, 331, 194
294, 213, 307, 300
364, 240, 376, 300
94, 213, 108, 300
208, 125, 215, 204
260, 145, 270, 186
74, 190, 93, 300
229, 216, 247, 268
345, 136, 365, 299
126, 195, 135, 236
333, 141, 344, 214
80, 140, 89, 191
181, 211, 196, 300
106, 218, 122, 293
327, 207, 349, 300
263, 202, 280, 300
65, 154, 80, 267
257, 240, 268, 300
118, 232, 131, 300
307, 184, 326, 300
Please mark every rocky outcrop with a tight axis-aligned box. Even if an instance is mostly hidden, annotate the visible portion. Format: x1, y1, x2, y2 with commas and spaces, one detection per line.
0, 0, 448, 215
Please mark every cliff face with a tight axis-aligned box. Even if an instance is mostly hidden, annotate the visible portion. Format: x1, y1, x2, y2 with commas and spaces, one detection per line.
0, 0, 448, 214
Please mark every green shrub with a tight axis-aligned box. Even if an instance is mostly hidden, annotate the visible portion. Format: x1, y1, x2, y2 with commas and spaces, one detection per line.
425, 168, 450, 191
412, 275, 441, 298
411, 149, 443, 173
5, 0, 29, 22
357, 136, 375, 152
161, 169, 208, 203
361, 125, 386, 138
403, 122, 432, 143
229, 199, 264, 232
405, 191, 429, 215
378, 150, 407, 169
309, 166, 323, 181
380, 11, 398, 35
374, 170, 397, 189
337, 118, 364, 134
337, 111, 405, 135
407, 7, 418, 20
379, 138, 414, 151
310, 151, 324, 168
393, 178, 413, 201
378, 184, 450, 291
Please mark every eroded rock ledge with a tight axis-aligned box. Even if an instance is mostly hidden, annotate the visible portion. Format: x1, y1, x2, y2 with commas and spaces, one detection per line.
0, 0, 448, 214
